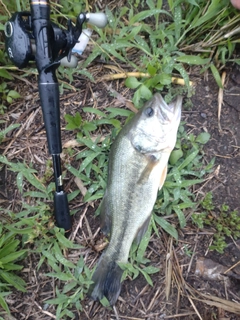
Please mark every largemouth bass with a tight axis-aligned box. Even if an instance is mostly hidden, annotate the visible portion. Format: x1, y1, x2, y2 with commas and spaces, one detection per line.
89, 93, 182, 305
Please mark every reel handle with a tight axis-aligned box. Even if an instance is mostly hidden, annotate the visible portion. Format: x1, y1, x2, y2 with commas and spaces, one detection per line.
85, 12, 108, 28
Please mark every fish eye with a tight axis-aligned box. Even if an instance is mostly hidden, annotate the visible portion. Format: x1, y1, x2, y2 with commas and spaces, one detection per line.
145, 107, 154, 117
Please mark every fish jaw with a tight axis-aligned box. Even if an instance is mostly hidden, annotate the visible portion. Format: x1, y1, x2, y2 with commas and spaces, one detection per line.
130, 93, 182, 154
154, 93, 182, 125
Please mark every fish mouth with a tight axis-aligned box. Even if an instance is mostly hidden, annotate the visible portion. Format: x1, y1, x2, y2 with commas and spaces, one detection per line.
154, 93, 182, 123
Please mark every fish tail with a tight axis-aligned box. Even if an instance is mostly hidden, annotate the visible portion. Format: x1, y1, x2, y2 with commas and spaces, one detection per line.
89, 255, 123, 305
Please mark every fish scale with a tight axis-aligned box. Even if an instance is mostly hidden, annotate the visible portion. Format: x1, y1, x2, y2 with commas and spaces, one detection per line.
89, 93, 182, 305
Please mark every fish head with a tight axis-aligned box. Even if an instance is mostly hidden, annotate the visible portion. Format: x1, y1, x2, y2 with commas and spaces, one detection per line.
130, 93, 182, 154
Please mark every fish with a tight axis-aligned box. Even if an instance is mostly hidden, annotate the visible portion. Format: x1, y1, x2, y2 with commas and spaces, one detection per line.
89, 93, 182, 305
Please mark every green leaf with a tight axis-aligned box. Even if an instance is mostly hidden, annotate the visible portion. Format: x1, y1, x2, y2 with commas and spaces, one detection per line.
83, 48, 103, 67
77, 137, 102, 153
79, 151, 101, 173
100, 296, 111, 308
45, 295, 68, 305
0, 69, 13, 80
134, 35, 151, 53
157, 73, 172, 85
176, 55, 210, 65
123, 25, 142, 40
53, 243, 75, 268
55, 230, 82, 250
125, 77, 141, 89
76, 69, 95, 82
65, 112, 82, 130
179, 179, 203, 188
2, 263, 23, 271
196, 132, 211, 144
0, 238, 19, 258
0, 292, 10, 314
0, 270, 26, 292
169, 149, 183, 165
172, 205, 186, 228
62, 280, 78, 294
23, 191, 49, 198
142, 266, 160, 274
174, 4, 182, 41
174, 63, 190, 93
21, 170, 46, 193
0, 124, 20, 136
129, 9, 170, 24
137, 224, 152, 261
210, 63, 223, 89
177, 150, 199, 171
139, 85, 152, 100
16, 172, 23, 193
140, 269, 153, 286
0, 250, 27, 264
6, 226, 36, 235
107, 107, 133, 118
95, 118, 121, 129
101, 43, 126, 62
154, 215, 178, 240
46, 272, 73, 281
82, 107, 106, 118
7, 90, 21, 99
147, 64, 157, 76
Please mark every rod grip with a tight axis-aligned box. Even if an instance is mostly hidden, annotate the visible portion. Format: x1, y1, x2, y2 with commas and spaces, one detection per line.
39, 81, 62, 154
54, 191, 72, 236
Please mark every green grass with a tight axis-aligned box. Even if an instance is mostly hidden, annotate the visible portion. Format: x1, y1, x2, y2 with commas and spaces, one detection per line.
0, 0, 240, 317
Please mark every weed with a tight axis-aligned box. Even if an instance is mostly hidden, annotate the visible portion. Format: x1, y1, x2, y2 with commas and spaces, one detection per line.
192, 193, 240, 253
0, 225, 27, 315
44, 256, 92, 318
0, 123, 20, 143
0, 77, 21, 115
154, 123, 213, 237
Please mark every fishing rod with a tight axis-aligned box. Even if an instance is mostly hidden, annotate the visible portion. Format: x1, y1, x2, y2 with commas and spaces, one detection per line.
4, 0, 108, 236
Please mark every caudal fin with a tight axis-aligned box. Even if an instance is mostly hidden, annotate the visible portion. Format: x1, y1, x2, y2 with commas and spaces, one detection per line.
89, 255, 123, 306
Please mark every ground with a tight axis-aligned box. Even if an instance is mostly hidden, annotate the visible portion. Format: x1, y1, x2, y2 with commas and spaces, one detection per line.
1, 5, 240, 320
0, 62, 240, 320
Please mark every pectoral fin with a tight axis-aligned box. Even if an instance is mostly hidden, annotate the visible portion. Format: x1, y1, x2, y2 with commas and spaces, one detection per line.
159, 164, 168, 190
137, 155, 158, 185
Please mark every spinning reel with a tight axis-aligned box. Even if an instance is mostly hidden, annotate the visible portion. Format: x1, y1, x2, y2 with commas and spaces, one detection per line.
4, 0, 108, 236
5, 9, 107, 69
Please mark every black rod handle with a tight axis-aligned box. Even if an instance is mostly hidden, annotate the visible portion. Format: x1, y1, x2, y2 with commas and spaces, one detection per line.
39, 80, 62, 155
54, 192, 72, 236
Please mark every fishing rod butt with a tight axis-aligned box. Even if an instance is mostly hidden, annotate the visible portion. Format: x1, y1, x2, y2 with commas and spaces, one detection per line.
54, 191, 72, 237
